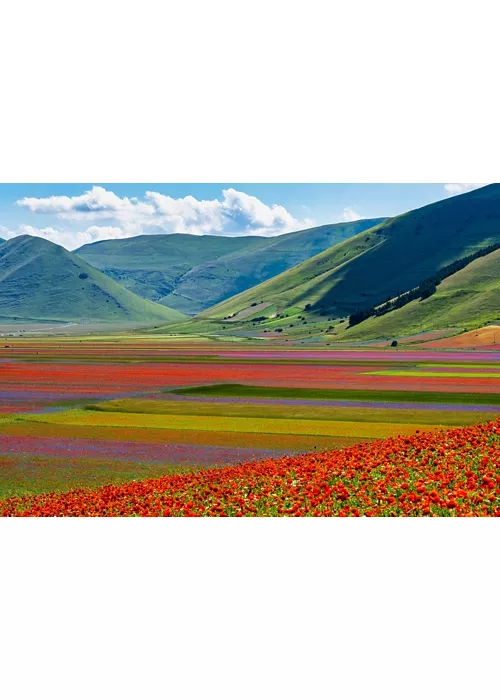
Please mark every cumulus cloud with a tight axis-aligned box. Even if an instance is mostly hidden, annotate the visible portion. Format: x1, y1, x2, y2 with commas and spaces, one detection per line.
444, 183, 490, 195
17, 187, 155, 221
16, 185, 313, 239
342, 206, 362, 222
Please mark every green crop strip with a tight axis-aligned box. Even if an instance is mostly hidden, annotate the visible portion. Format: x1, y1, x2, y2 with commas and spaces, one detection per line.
172, 383, 500, 405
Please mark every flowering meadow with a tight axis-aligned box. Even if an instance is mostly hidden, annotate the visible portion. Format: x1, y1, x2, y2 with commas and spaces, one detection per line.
2, 418, 499, 516
0, 339, 499, 513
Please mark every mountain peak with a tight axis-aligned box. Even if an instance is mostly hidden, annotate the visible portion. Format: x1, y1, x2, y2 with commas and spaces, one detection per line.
0, 234, 185, 324
1, 234, 62, 252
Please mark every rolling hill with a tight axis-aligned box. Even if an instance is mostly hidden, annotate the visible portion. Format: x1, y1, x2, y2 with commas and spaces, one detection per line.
75, 219, 384, 315
0, 236, 186, 324
340, 245, 500, 341
189, 184, 500, 331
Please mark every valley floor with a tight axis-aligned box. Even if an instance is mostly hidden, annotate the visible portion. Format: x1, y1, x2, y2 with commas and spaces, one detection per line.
1, 333, 499, 514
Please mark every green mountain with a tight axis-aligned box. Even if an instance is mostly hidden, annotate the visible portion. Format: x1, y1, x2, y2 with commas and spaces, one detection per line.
0, 235, 186, 323
194, 184, 500, 327
76, 219, 384, 315
341, 245, 500, 340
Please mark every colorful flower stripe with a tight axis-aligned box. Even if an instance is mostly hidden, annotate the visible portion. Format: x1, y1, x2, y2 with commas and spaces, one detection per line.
0, 390, 124, 400
219, 350, 500, 361
0, 404, 54, 413
0, 420, 349, 451
6, 344, 500, 361
0, 454, 197, 500
0, 436, 289, 465
2, 360, 500, 393
4, 342, 500, 361
23, 409, 444, 439
2, 418, 499, 516
88, 397, 497, 426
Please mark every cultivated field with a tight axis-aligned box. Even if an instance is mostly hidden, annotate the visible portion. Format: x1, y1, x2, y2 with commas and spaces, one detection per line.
1, 337, 499, 514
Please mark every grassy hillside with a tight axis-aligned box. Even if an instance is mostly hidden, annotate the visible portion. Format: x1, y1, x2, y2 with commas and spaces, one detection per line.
0, 235, 186, 323
76, 220, 384, 315
76, 234, 258, 308
340, 246, 500, 340
192, 184, 500, 324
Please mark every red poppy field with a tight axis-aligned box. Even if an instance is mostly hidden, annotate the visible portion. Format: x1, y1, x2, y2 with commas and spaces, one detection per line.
1, 338, 499, 514
2, 418, 499, 516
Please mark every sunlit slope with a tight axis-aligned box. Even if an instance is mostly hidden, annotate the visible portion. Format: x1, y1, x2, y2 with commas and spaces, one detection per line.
0, 235, 186, 323
76, 220, 384, 315
198, 184, 500, 322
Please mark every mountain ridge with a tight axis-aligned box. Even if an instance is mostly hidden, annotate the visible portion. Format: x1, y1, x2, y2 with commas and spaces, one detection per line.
76, 219, 385, 315
0, 235, 186, 323
194, 184, 500, 325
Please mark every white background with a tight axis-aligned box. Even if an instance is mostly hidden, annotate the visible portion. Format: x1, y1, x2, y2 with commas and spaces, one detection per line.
1, 1, 499, 698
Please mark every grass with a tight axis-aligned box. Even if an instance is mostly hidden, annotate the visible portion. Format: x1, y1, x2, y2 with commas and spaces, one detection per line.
172, 383, 500, 405
84, 398, 495, 426
339, 247, 500, 342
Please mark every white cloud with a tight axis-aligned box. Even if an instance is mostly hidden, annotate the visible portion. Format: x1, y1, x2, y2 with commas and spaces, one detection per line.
16, 185, 314, 239
444, 183, 490, 195
145, 192, 224, 235
17, 186, 155, 222
342, 206, 362, 222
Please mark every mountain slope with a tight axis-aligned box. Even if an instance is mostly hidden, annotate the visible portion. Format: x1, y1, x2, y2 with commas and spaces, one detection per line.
196, 184, 500, 324
76, 219, 384, 315
76, 234, 258, 309
340, 246, 500, 340
0, 236, 186, 323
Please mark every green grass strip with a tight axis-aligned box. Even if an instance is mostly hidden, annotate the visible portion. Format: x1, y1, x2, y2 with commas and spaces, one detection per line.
171, 383, 500, 405
418, 363, 500, 370
368, 370, 500, 378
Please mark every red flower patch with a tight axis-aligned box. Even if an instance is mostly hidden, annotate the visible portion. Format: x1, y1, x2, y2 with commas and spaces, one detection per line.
2, 419, 500, 517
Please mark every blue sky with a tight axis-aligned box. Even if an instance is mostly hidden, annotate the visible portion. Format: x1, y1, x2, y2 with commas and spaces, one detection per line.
0, 183, 487, 250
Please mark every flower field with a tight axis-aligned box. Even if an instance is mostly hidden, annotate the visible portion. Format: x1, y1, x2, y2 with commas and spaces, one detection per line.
1, 338, 499, 513
2, 418, 500, 516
